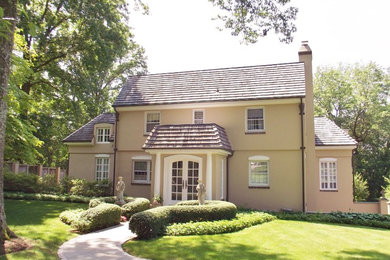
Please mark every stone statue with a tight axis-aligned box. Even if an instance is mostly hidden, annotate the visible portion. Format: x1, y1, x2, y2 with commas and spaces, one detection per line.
196, 179, 206, 205
116, 176, 125, 205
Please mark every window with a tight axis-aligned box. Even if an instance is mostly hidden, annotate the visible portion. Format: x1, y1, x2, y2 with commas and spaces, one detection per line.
133, 161, 151, 184
97, 128, 110, 143
145, 112, 160, 133
248, 155, 269, 187
95, 157, 109, 181
320, 158, 337, 190
193, 110, 205, 124
246, 108, 265, 132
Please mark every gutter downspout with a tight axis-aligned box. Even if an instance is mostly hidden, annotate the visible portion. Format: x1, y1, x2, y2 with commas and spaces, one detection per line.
226, 153, 233, 201
299, 97, 306, 212
112, 109, 119, 196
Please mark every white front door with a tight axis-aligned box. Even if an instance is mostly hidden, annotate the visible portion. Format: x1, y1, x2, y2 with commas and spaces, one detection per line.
164, 155, 202, 205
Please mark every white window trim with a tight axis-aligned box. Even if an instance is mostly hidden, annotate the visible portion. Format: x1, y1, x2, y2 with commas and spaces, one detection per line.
193, 109, 205, 124
248, 155, 270, 187
96, 127, 111, 143
245, 107, 265, 133
144, 111, 161, 134
319, 158, 338, 191
132, 160, 151, 184
95, 157, 110, 182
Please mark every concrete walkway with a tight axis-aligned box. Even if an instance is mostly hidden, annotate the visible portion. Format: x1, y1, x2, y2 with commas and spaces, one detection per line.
58, 222, 145, 260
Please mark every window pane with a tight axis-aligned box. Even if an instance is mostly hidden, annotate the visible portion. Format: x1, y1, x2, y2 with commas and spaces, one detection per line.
194, 111, 204, 124
146, 113, 160, 132
249, 160, 269, 185
133, 161, 151, 183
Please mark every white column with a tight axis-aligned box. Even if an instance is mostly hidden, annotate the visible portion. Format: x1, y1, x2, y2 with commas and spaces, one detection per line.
206, 152, 212, 200
154, 153, 161, 196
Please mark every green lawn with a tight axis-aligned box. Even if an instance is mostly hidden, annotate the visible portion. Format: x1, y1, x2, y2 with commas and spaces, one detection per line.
123, 220, 390, 260
2, 199, 87, 260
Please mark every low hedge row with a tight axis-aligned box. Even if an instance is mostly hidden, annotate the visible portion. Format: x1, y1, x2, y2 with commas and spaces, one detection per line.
275, 211, 390, 229
129, 200, 237, 239
5, 191, 134, 204
166, 211, 275, 236
72, 203, 122, 233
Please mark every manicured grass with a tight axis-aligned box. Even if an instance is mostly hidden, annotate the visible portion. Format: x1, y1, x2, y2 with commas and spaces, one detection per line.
123, 220, 390, 260
2, 199, 87, 260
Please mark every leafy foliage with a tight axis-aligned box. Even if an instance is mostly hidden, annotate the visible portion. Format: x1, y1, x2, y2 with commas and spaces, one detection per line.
384, 177, 390, 200
354, 173, 369, 201
166, 211, 275, 236
210, 0, 298, 44
5, 0, 147, 167
314, 63, 390, 199
69, 178, 112, 197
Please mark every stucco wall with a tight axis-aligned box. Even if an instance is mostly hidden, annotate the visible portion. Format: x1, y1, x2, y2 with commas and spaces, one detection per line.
229, 150, 302, 211
307, 149, 355, 212
68, 152, 114, 182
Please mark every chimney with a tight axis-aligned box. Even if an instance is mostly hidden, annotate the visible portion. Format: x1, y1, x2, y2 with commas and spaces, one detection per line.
298, 40, 314, 213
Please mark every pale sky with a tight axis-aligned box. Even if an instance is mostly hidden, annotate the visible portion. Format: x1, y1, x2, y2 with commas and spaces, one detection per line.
129, 0, 390, 74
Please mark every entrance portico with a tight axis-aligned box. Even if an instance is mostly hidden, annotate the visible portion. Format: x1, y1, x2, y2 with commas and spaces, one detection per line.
143, 124, 232, 205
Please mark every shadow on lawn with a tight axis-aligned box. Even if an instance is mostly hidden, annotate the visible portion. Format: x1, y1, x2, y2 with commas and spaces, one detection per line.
127, 235, 287, 260
5, 199, 86, 226
329, 249, 390, 260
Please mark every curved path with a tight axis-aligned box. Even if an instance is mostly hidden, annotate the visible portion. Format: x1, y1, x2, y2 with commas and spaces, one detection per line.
58, 222, 144, 260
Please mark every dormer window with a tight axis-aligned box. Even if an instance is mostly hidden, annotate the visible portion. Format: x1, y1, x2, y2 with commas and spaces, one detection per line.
193, 109, 205, 124
97, 128, 110, 143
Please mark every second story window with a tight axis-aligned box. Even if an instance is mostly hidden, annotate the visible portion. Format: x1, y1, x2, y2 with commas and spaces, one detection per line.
145, 112, 160, 133
97, 128, 110, 143
246, 108, 265, 133
193, 110, 204, 124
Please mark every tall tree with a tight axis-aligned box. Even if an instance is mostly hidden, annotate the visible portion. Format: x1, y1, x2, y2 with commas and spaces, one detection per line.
314, 63, 390, 199
0, 0, 18, 252
5, 0, 147, 167
210, 0, 298, 43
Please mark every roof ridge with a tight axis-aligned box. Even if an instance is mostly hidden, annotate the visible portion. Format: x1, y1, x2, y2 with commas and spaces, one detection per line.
127, 61, 304, 78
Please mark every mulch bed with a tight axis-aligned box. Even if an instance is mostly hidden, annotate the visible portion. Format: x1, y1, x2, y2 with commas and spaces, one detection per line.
1, 237, 31, 255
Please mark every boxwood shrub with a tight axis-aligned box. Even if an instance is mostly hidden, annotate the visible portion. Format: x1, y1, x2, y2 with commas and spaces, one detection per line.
121, 198, 150, 218
72, 203, 122, 233
59, 209, 85, 225
129, 200, 237, 239
166, 211, 275, 236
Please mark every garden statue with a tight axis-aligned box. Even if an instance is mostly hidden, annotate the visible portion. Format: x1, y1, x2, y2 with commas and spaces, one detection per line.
116, 176, 125, 205
196, 179, 206, 205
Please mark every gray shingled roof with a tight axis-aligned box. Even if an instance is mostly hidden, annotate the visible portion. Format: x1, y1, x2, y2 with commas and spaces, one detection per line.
113, 62, 305, 107
143, 124, 232, 152
63, 113, 115, 142
314, 117, 357, 146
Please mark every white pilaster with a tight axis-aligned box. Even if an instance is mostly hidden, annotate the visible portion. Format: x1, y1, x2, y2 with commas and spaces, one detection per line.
154, 152, 161, 196
206, 152, 212, 200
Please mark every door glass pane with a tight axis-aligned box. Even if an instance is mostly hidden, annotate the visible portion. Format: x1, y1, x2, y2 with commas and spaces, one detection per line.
171, 161, 183, 201
186, 161, 199, 200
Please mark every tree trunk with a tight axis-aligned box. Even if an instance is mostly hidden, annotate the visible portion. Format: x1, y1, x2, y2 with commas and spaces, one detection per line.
0, 0, 18, 255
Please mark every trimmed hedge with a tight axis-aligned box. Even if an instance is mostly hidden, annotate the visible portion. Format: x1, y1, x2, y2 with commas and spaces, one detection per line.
166, 211, 275, 236
59, 209, 85, 225
129, 200, 237, 239
275, 211, 390, 229
121, 198, 150, 218
4, 172, 41, 193
72, 203, 122, 233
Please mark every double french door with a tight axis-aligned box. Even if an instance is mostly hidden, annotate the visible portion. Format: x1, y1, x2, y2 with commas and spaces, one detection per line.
169, 160, 200, 203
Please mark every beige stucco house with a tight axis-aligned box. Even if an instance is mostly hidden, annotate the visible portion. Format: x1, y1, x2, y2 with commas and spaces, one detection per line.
64, 42, 388, 214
